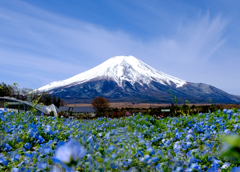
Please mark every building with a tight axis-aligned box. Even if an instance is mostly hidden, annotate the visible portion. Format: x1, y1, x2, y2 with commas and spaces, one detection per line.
59, 106, 96, 117
0, 97, 59, 117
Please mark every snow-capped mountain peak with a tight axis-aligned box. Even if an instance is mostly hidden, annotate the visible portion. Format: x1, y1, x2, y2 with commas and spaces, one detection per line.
38, 55, 186, 92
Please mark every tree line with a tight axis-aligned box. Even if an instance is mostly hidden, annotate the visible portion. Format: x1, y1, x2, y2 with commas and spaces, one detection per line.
0, 82, 65, 108
91, 96, 240, 119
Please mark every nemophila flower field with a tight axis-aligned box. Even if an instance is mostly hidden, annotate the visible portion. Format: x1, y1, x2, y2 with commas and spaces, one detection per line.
1, 108, 240, 172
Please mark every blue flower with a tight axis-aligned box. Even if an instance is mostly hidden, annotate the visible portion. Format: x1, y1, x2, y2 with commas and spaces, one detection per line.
37, 135, 45, 144
45, 124, 52, 133
110, 161, 118, 169
10, 151, 20, 162
231, 166, 240, 172
134, 150, 144, 158
227, 110, 233, 115
156, 149, 164, 158
151, 157, 159, 163
207, 158, 221, 172
127, 167, 138, 172
223, 109, 228, 114
0, 155, 8, 166
224, 129, 231, 135
11, 168, 20, 172
4, 108, 7, 112
142, 154, 151, 164
155, 163, 163, 171
189, 157, 200, 164
27, 128, 35, 137
221, 162, 230, 169
53, 139, 86, 167
111, 153, 117, 159
42, 146, 53, 154
37, 162, 48, 170
175, 132, 183, 139
146, 146, 155, 155
186, 134, 194, 142
3, 143, 12, 152
173, 142, 182, 153
24, 142, 31, 150
107, 145, 115, 153
233, 113, 239, 117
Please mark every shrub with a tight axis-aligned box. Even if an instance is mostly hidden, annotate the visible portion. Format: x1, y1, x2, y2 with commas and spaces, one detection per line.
50, 111, 54, 116
91, 97, 109, 117
57, 111, 66, 118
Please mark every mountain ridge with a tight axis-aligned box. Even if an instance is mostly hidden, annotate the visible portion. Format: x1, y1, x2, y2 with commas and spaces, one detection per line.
38, 55, 186, 92
38, 56, 240, 104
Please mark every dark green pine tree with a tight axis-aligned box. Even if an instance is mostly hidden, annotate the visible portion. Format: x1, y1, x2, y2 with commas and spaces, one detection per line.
53, 95, 57, 106
45, 95, 52, 106
55, 98, 61, 108
0, 82, 14, 97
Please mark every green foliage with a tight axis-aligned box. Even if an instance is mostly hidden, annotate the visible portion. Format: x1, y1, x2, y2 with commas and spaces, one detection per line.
4, 102, 9, 108
233, 108, 239, 113
168, 89, 187, 116
0, 82, 14, 97
18, 101, 21, 113
168, 90, 178, 105
221, 135, 240, 164
185, 100, 191, 115
50, 111, 54, 116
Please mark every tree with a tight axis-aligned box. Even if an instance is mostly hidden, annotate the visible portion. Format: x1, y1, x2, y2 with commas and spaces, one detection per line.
60, 100, 66, 107
168, 90, 178, 105
53, 95, 57, 106
22, 87, 32, 96
55, 97, 61, 108
0, 82, 14, 97
44, 95, 52, 106
12, 83, 20, 98
91, 97, 109, 117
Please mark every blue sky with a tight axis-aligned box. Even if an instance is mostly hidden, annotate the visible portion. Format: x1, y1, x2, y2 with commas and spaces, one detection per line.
1, 0, 240, 96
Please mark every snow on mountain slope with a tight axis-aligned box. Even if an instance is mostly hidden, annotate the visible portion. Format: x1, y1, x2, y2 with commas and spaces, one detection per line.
38, 56, 187, 92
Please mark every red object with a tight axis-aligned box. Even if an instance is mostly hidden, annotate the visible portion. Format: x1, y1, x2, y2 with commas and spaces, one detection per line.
125, 111, 132, 116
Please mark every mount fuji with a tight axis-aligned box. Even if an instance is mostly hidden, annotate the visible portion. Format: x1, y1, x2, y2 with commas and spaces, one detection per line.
38, 56, 240, 104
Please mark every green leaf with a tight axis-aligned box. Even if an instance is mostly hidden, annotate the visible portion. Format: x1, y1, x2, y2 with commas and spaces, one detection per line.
222, 135, 240, 147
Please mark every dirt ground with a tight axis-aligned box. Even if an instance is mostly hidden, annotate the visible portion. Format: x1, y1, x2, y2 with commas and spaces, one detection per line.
66, 102, 213, 108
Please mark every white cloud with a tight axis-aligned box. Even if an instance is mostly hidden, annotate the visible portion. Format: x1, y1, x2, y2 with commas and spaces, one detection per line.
148, 13, 228, 65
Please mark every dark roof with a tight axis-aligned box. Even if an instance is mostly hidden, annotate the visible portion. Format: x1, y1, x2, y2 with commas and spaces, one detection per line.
72, 106, 95, 113
59, 106, 96, 113
59, 106, 70, 111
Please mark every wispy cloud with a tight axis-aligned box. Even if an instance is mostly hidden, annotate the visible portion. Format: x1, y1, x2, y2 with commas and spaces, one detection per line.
0, 0, 236, 94
148, 13, 228, 65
